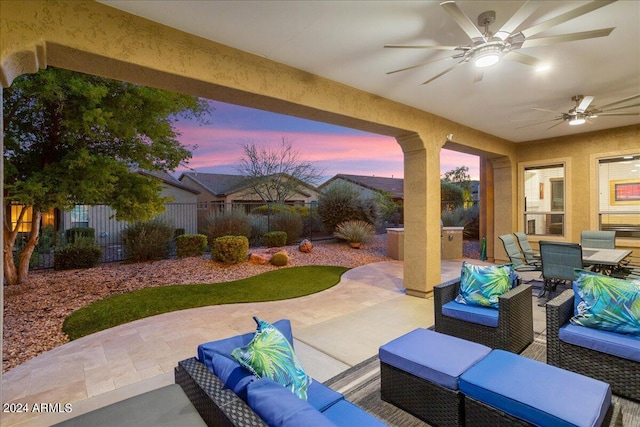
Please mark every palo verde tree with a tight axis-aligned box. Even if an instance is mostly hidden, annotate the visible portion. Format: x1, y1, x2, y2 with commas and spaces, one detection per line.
236, 137, 324, 204
3, 67, 209, 285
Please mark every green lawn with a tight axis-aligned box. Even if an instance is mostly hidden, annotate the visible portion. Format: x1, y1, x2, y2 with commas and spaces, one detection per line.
62, 265, 348, 340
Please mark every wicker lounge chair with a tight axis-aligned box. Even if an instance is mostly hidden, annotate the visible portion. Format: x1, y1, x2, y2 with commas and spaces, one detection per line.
434, 278, 534, 354
546, 289, 640, 402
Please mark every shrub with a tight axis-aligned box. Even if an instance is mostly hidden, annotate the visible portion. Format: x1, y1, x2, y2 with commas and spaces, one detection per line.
176, 234, 207, 258
65, 227, 96, 244
318, 182, 380, 233
122, 219, 174, 262
212, 235, 249, 264
54, 238, 103, 270
271, 211, 303, 244
264, 231, 287, 248
270, 251, 289, 266
204, 209, 252, 244
334, 220, 375, 245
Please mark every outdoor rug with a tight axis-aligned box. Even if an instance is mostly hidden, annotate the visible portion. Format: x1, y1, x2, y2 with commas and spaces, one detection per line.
324, 339, 639, 427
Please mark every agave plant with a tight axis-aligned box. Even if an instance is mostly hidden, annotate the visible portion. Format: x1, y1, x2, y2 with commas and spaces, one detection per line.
334, 220, 375, 247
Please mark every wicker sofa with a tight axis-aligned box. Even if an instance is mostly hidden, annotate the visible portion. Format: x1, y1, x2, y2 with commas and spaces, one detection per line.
175, 319, 387, 427
434, 278, 534, 354
546, 289, 640, 402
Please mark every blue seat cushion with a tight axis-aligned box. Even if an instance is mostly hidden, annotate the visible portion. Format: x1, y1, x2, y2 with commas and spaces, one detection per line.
246, 378, 338, 427
379, 328, 491, 390
460, 350, 611, 427
442, 300, 499, 327
307, 380, 344, 412
559, 323, 640, 363
322, 400, 387, 427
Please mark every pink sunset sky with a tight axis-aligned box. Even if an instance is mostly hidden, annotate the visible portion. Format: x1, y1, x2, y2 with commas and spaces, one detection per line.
173, 100, 479, 182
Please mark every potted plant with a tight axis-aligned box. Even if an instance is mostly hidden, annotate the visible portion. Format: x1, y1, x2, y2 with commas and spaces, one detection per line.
334, 220, 375, 248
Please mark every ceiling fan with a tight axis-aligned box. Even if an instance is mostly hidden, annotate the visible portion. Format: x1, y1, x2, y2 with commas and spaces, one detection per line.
385, 0, 617, 85
516, 94, 640, 129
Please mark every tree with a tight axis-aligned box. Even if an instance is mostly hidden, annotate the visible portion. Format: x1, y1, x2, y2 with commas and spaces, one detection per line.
442, 166, 471, 190
236, 137, 324, 204
3, 67, 210, 285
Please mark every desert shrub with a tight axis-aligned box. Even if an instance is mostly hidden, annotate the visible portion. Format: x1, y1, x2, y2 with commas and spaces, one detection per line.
212, 235, 249, 264
270, 251, 289, 266
271, 211, 303, 244
122, 219, 174, 262
65, 227, 96, 244
250, 214, 268, 246
204, 209, 252, 244
442, 204, 479, 239
176, 234, 207, 258
334, 220, 375, 245
54, 237, 103, 270
263, 231, 287, 247
318, 182, 380, 233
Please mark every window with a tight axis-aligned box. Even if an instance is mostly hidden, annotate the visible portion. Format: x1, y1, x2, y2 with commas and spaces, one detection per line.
523, 164, 565, 236
70, 205, 89, 228
598, 155, 640, 239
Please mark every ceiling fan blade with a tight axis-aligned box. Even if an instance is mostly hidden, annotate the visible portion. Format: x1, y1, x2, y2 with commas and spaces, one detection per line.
597, 94, 640, 110
547, 120, 567, 130
516, 118, 563, 129
521, 28, 614, 49
532, 107, 565, 114
473, 69, 483, 83
440, 1, 485, 43
577, 96, 594, 113
387, 55, 457, 74
495, 0, 542, 40
421, 59, 466, 85
601, 102, 640, 112
520, 0, 617, 39
384, 44, 460, 50
503, 51, 545, 68
596, 112, 640, 116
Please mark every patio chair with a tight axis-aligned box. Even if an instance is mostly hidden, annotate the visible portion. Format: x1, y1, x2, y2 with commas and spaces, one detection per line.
538, 241, 583, 305
580, 230, 615, 249
513, 232, 542, 267
498, 234, 540, 272
434, 277, 534, 354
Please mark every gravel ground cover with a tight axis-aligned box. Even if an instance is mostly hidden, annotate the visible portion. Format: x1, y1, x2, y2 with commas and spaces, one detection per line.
2, 235, 391, 373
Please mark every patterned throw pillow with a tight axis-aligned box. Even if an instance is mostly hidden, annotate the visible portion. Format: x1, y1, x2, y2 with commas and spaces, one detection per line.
232, 317, 312, 400
455, 261, 518, 309
571, 270, 640, 336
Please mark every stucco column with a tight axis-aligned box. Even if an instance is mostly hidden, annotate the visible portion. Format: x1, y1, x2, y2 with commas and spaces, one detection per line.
490, 156, 514, 264
397, 133, 441, 298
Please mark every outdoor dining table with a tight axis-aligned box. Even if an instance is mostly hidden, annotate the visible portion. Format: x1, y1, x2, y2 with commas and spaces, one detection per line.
582, 247, 632, 275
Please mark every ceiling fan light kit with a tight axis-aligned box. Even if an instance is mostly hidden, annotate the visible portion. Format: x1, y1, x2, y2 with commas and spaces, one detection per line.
569, 114, 586, 126
473, 45, 502, 68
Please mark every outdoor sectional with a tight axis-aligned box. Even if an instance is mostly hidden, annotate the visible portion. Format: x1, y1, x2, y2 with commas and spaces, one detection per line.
546, 289, 640, 402
174, 319, 387, 427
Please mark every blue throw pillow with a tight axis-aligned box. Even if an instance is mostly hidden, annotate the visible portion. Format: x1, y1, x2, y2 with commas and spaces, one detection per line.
455, 261, 518, 309
232, 317, 312, 400
571, 270, 640, 336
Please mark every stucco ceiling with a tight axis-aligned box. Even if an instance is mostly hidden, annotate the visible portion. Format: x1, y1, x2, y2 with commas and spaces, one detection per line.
100, 1, 640, 143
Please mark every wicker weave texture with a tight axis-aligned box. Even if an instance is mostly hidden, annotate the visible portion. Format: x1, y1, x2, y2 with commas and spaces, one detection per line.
380, 362, 463, 427
546, 290, 640, 402
175, 357, 268, 427
434, 279, 534, 354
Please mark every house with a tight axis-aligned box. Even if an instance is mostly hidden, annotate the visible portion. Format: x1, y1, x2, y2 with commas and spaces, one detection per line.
2, 1, 639, 299
179, 172, 320, 230
319, 174, 404, 205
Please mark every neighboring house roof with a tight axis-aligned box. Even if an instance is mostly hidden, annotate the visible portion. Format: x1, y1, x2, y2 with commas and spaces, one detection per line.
137, 169, 200, 194
178, 172, 318, 198
320, 174, 404, 199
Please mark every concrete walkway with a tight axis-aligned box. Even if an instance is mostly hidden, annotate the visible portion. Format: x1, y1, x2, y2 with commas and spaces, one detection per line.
2, 260, 546, 426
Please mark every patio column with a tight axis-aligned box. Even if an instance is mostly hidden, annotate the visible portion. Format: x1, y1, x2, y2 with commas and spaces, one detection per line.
397, 133, 442, 298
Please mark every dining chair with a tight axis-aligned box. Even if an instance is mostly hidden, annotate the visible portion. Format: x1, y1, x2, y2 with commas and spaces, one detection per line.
498, 234, 540, 271
580, 230, 615, 249
513, 232, 542, 267
538, 241, 583, 306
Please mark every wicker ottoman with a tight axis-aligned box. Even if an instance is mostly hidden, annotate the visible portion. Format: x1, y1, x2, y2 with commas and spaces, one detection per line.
460, 350, 612, 427
379, 328, 492, 427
